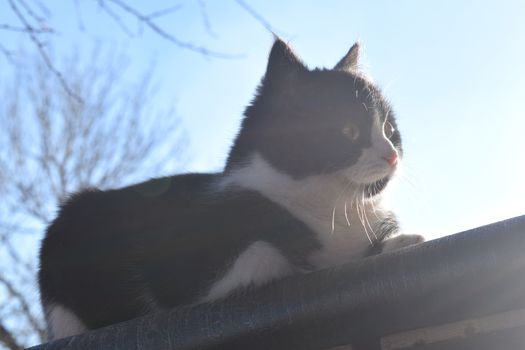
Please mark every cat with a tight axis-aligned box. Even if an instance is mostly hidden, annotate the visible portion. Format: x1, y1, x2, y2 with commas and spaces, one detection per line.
38, 39, 423, 340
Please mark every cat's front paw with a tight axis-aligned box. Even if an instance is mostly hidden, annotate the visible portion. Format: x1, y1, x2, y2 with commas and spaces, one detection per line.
381, 234, 424, 252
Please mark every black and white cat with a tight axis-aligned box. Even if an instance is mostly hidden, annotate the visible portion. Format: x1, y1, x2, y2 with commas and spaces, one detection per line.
38, 39, 423, 340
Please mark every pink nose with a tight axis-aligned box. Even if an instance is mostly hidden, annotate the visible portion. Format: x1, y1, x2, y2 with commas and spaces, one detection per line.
383, 152, 398, 166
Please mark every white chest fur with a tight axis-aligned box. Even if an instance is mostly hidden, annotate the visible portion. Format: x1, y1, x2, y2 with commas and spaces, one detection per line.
221, 153, 390, 269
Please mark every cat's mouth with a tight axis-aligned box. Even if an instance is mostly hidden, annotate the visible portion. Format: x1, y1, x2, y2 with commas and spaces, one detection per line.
334, 167, 391, 197
364, 177, 390, 197
341, 160, 396, 188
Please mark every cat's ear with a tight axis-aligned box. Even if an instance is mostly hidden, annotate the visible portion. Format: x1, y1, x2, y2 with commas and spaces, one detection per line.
265, 39, 306, 81
334, 42, 360, 71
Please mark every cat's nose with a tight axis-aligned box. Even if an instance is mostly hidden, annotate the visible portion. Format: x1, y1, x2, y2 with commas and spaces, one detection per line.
383, 151, 398, 166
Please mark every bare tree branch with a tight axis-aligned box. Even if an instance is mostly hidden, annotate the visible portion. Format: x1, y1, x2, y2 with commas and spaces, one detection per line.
30, 0, 51, 18
198, 0, 218, 38
0, 2, 271, 347
1, 0, 264, 108
0, 46, 186, 348
6, 0, 82, 102
0, 233, 33, 273
17, 0, 48, 25
0, 44, 15, 64
104, 0, 240, 58
0, 23, 52, 33
0, 276, 46, 340
0, 321, 22, 350
146, 4, 183, 19
234, 0, 276, 34
95, 0, 134, 37
73, 0, 86, 31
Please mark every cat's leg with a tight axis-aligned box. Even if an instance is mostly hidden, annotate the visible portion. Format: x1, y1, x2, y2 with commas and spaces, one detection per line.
200, 240, 295, 302
373, 211, 424, 253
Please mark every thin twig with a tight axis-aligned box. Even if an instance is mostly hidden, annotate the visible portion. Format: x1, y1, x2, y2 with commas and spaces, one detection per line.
0, 23, 52, 33
96, 0, 134, 37
105, 0, 240, 58
73, 0, 86, 31
17, 0, 47, 25
197, 0, 217, 38
234, 0, 275, 34
31, 0, 51, 17
0, 44, 15, 64
0, 233, 34, 272
146, 4, 183, 19
0, 321, 22, 350
0, 275, 46, 341
6, 0, 82, 103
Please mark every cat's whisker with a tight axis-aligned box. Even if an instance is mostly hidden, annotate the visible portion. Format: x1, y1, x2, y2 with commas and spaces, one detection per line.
344, 200, 351, 227
361, 209, 373, 245
330, 204, 336, 235
361, 187, 378, 240
364, 205, 378, 241
356, 195, 373, 245
398, 163, 419, 185
329, 178, 355, 234
397, 171, 432, 213
355, 200, 363, 228
365, 87, 374, 101
397, 171, 418, 190
368, 186, 381, 219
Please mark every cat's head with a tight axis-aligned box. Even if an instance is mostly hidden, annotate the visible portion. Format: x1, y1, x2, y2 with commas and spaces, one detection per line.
227, 39, 401, 197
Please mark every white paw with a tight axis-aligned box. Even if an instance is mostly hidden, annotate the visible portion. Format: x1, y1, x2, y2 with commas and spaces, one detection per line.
381, 234, 424, 252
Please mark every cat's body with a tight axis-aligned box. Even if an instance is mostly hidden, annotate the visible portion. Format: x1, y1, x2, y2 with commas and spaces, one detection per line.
39, 40, 423, 340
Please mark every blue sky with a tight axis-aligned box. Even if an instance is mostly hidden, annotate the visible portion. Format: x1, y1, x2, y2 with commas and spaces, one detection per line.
1, 0, 525, 238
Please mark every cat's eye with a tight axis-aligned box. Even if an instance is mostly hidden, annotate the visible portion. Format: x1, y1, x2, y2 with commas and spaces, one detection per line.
384, 121, 395, 138
342, 124, 360, 141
